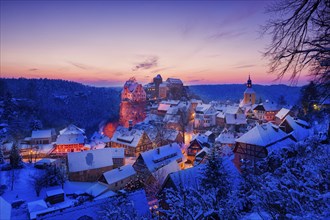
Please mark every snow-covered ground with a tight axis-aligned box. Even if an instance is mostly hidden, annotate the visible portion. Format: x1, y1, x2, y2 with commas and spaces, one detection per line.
0, 163, 96, 220
1, 163, 95, 203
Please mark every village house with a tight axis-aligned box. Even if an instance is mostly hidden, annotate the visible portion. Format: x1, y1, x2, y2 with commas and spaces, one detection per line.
31, 129, 57, 145
133, 143, 185, 184
36, 190, 150, 220
275, 108, 293, 125
67, 148, 114, 182
98, 164, 137, 191
111, 126, 153, 157
187, 132, 212, 162
253, 101, 281, 122
194, 103, 217, 129
279, 115, 311, 141
53, 124, 87, 155
215, 129, 236, 148
233, 122, 295, 170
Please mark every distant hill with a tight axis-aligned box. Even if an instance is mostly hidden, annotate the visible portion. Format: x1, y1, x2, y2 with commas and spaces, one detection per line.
0, 78, 120, 138
188, 84, 302, 105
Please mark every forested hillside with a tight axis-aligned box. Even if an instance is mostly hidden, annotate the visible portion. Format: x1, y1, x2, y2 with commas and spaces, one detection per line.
189, 84, 302, 105
0, 78, 120, 138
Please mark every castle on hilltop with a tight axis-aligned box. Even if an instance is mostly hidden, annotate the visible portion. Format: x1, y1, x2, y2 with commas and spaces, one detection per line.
119, 77, 146, 128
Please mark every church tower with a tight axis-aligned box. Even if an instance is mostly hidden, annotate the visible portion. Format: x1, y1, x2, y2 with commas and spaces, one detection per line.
243, 75, 256, 105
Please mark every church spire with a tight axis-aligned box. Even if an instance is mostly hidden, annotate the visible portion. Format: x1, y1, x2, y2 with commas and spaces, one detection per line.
247, 75, 252, 88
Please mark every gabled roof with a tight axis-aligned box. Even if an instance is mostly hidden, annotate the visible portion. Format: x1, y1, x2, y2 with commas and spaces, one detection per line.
138, 143, 183, 173
32, 129, 54, 139
195, 104, 216, 114
158, 103, 171, 112
191, 133, 210, 147
67, 148, 114, 172
59, 124, 85, 135
275, 108, 291, 120
236, 122, 289, 147
166, 78, 183, 85
225, 113, 247, 125
57, 124, 86, 145
282, 116, 310, 141
102, 165, 136, 185
216, 129, 236, 145
165, 165, 204, 190
111, 126, 146, 148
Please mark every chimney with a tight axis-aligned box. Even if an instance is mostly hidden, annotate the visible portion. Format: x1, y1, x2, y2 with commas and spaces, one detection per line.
157, 148, 160, 154
128, 120, 133, 131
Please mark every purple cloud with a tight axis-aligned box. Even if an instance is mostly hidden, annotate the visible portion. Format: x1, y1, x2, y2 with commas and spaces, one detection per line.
132, 56, 158, 71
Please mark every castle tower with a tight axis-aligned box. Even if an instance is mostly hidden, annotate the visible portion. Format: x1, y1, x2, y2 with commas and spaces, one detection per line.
243, 75, 256, 105
119, 78, 146, 128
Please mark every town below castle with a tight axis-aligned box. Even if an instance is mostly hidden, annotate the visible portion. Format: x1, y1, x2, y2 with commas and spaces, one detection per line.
0, 74, 329, 220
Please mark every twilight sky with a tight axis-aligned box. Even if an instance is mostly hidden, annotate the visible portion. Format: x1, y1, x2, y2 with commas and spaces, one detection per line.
0, 1, 309, 87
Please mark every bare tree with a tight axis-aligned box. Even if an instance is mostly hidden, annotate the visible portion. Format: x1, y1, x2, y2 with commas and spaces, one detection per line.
262, 0, 329, 89
30, 173, 46, 197
7, 168, 20, 191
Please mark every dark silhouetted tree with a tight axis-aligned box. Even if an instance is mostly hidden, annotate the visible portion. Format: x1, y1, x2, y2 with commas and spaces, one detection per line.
263, 0, 329, 90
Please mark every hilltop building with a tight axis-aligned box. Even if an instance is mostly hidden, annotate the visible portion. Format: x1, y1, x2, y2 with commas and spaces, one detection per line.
241, 75, 256, 106
119, 77, 146, 128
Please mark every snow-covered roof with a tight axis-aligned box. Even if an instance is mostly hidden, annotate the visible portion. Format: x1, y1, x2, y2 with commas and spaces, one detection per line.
31, 129, 53, 139
191, 133, 209, 146
35, 158, 56, 166
236, 122, 289, 147
57, 125, 86, 145
225, 113, 247, 125
102, 165, 136, 185
266, 137, 296, 154
195, 103, 215, 114
166, 78, 183, 85
67, 148, 114, 173
166, 165, 204, 189
28, 199, 48, 214
111, 126, 146, 148
161, 100, 180, 106
94, 190, 117, 201
216, 130, 236, 145
164, 129, 180, 142
152, 160, 179, 186
275, 108, 291, 120
217, 111, 226, 119
108, 148, 125, 158
46, 188, 64, 197
283, 116, 311, 141
139, 143, 183, 173
254, 102, 280, 112
0, 197, 11, 220
85, 182, 109, 197
158, 103, 171, 112
195, 147, 210, 158
59, 124, 85, 135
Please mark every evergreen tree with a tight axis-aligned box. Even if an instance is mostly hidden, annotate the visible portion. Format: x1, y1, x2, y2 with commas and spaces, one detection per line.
301, 81, 320, 115
200, 145, 231, 217
9, 144, 23, 169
